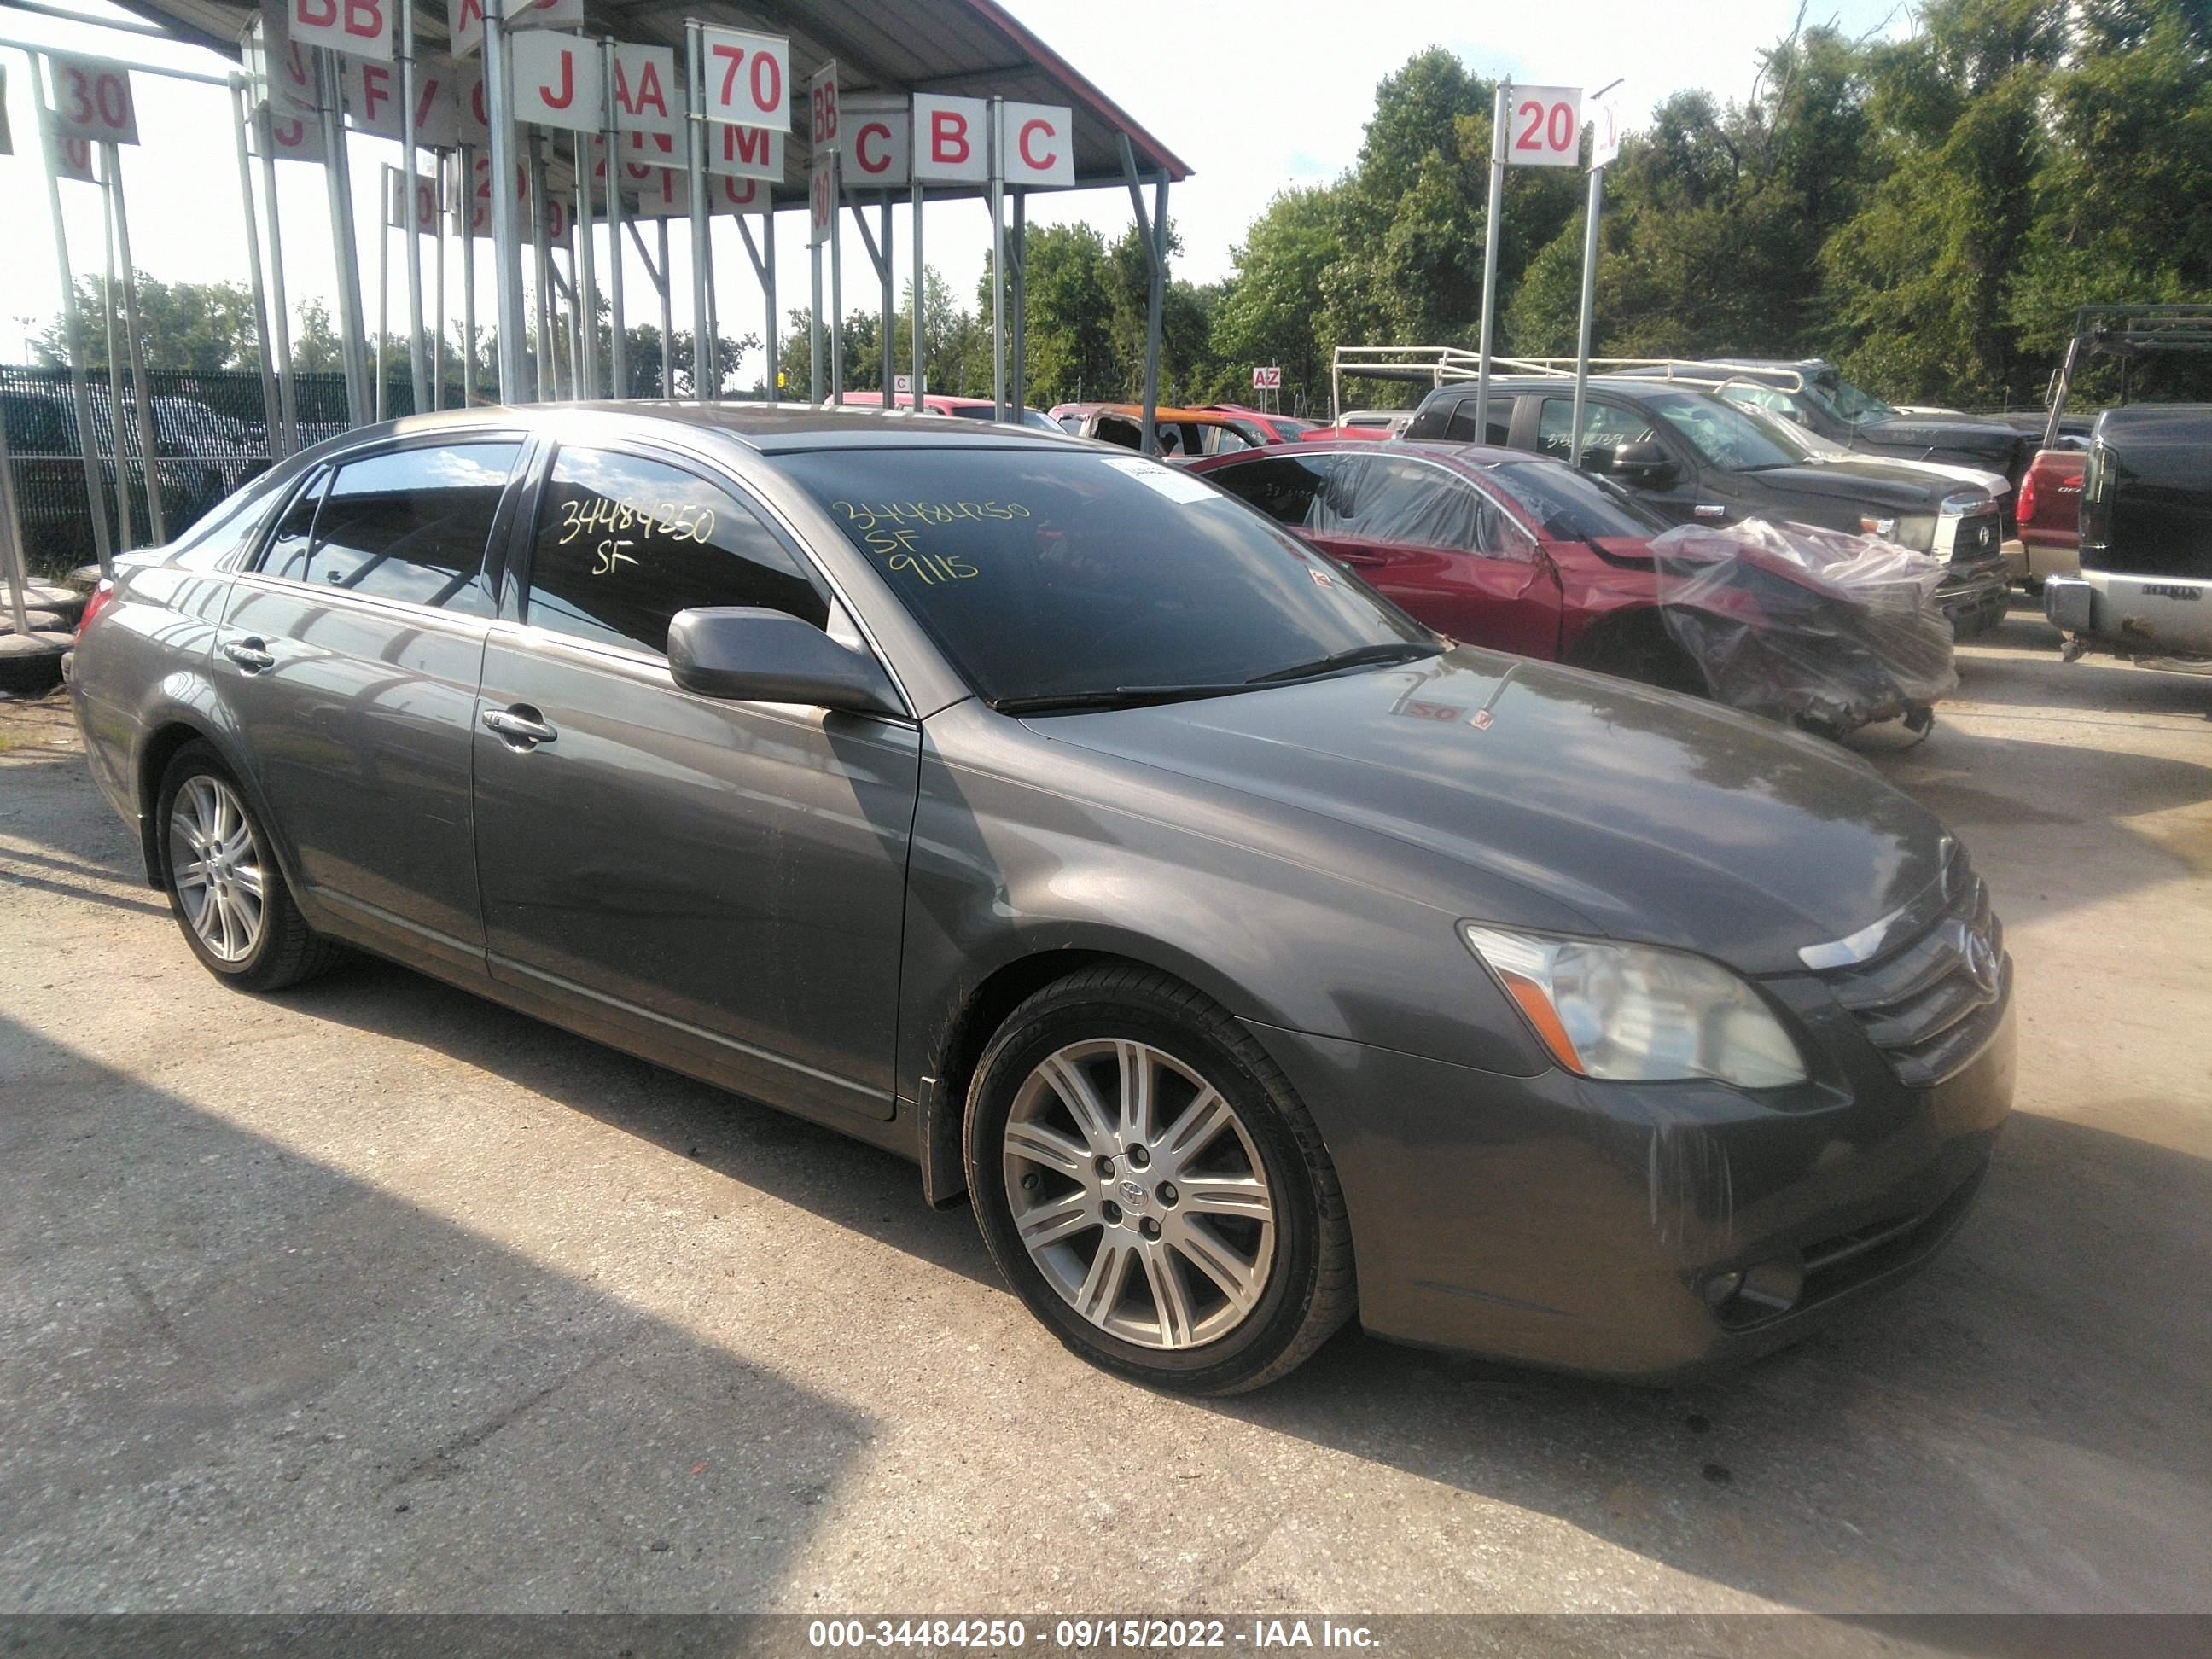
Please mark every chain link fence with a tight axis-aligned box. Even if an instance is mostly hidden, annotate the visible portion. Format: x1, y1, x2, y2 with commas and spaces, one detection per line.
1, 364, 466, 579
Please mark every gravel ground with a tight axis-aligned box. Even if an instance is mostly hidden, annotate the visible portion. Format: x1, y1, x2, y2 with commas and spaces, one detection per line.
0, 602, 2206, 1627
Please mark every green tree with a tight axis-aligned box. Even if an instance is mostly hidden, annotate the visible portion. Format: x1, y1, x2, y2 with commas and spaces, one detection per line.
1209, 185, 1344, 416
36, 276, 265, 373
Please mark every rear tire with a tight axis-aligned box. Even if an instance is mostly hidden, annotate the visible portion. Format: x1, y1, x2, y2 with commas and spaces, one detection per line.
155, 742, 341, 992
965, 965, 1355, 1394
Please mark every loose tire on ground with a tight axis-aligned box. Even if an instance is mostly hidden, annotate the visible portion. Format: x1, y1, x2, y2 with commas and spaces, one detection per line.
154, 742, 342, 992
964, 964, 1356, 1394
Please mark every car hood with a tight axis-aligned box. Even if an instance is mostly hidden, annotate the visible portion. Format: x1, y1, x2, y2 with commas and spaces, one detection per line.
1029, 651, 1944, 975
1748, 461, 1954, 511
1854, 416, 2021, 460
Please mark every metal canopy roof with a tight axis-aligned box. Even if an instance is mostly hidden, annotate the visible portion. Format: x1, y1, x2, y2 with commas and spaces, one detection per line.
108, 0, 1191, 203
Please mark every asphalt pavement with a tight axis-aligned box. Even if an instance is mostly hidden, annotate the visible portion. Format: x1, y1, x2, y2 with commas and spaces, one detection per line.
1, 601, 2206, 1626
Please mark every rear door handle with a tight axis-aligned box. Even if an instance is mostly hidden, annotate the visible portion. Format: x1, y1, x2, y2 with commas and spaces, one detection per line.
482, 706, 558, 747
1693, 504, 1729, 521
221, 638, 275, 672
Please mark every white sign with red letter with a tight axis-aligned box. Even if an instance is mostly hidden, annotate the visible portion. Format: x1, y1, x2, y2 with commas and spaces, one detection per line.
383, 163, 440, 232
1252, 366, 1282, 391
43, 105, 97, 180
509, 32, 602, 133
711, 172, 771, 215
610, 42, 677, 137
352, 55, 460, 148
842, 95, 908, 189
707, 119, 783, 182
808, 151, 833, 246
445, 0, 582, 59
700, 26, 789, 131
1506, 84, 1582, 167
997, 101, 1072, 189
808, 60, 838, 153
285, 0, 393, 64
911, 92, 987, 184
48, 55, 139, 145
1588, 84, 1625, 170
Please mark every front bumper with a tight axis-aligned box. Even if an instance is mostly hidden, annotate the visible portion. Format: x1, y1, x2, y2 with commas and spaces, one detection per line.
1248, 983, 2014, 1382
1936, 557, 2011, 635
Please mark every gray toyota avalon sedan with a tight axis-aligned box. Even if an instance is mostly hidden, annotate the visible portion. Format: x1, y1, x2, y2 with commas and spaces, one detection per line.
68, 404, 2014, 1394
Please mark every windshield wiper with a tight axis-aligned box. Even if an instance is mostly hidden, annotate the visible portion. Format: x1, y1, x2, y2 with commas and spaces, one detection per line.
991, 683, 1257, 716
1245, 641, 1446, 684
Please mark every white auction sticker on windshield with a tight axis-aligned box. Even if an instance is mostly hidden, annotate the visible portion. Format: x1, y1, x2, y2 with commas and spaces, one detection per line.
1099, 456, 1217, 504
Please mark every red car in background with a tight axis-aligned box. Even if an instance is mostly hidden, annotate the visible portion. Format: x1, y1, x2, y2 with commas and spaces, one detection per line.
836, 389, 1060, 429
2009, 443, 2086, 591
1185, 439, 1709, 691
1202, 403, 1316, 445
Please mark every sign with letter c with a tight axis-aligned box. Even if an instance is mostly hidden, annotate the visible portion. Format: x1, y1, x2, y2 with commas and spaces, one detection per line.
997, 100, 1073, 189
841, 94, 908, 188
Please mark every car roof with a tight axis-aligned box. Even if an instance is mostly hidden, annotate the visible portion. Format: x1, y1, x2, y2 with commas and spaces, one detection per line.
326, 399, 1078, 456
1435, 375, 1717, 400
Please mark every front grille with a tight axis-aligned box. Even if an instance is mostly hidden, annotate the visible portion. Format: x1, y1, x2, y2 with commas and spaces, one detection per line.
1819, 853, 2009, 1087
1949, 510, 2002, 562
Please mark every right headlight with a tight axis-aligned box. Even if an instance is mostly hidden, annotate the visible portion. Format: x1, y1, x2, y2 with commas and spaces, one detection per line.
1461, 924, 1808, 1088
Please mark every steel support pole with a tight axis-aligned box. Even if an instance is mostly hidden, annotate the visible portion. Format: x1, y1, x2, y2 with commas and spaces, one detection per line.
485, 0, 527, 403
575, 150, 596, 399
1568, 163, 1604, 469
1473, 80, 1510, 445
879, 194, 894, 400
98, 155, 131, 544
228, 77, 284, 461
602, 38, 627, 399
375, 185, 390, 421
0, 410, 32, 637
37, 65, 115, 575
399, 0, 428, 410
527, 132, 554, 397
761, 208, 777, 400
1010, 189, 1025, 422
808, 226, 823, 402
258, 105, 299, 451
684, 20, 713, 399
657, 218, 675, 397
828, 155, 843, 404
106, 143, 165, 544
433, 154, 447, 408
318, 49, 372, 426
988, 97, 1004, 421
1141, 172, 1165, 456
458, 142, 478, 403
910, 180, 923, 406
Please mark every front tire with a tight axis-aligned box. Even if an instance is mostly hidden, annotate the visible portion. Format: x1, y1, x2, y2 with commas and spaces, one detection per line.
155, 742, 340, 992
965, 966, 1355, 1394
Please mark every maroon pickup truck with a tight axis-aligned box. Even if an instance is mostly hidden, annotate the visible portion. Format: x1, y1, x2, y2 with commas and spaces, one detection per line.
2009, 445, 2085, 590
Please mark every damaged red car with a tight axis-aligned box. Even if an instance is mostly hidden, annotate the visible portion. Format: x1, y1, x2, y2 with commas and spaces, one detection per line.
1186, 439, 1714, 694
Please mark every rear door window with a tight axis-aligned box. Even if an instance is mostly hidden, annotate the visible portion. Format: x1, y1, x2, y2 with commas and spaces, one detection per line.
269, 442, 521, 614
1330, 455, 1506, 553
1443, 399, 1511, 445
1206, 452, 1336, 530
523, 446, 827, 656
259, 467, 330, 582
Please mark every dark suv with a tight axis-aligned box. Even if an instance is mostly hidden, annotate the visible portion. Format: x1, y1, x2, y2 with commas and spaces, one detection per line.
1406, 378, 2011, 635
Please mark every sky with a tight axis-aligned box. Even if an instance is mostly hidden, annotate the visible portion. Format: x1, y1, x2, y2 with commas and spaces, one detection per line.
0, 0, 1916, 387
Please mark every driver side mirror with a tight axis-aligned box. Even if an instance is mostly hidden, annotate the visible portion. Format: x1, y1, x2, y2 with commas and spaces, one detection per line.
1608, 440, 1678, 487
667, 607, 904, 717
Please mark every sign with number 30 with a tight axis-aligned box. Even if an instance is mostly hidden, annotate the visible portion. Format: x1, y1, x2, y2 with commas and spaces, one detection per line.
48, 55, 139, 146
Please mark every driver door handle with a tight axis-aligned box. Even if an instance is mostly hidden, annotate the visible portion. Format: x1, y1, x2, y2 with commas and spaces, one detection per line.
1693, 504, 1729, 520
482, 706, 558, 747
221, 638, 275, 672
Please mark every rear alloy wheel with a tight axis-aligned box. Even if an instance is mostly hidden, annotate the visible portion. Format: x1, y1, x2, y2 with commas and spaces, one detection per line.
967, 967, 1354, 1394
156, 742, 341, 991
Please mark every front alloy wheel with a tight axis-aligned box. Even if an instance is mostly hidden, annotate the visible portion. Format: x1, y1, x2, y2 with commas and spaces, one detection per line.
966, 967, 1355, 1394
1004, 1039, 1275, 1350
167, 774, 267, 963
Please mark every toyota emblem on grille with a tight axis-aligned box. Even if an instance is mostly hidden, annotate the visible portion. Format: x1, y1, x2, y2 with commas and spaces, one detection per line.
1964, 928, 2000, 998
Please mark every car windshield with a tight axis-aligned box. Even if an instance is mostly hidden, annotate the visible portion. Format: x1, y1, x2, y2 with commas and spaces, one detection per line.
1483, 459, 1670, 539
947, 405, 1061, 432
1808, 374, 1897, 426
1645, 391, 1800, 471
780, 447, 1435, 707
1734, 403, 1850, 460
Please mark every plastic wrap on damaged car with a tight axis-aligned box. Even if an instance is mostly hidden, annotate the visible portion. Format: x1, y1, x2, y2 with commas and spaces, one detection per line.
1652, 519, 1959, 732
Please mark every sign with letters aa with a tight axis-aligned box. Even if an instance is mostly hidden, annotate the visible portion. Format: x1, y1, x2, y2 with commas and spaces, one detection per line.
287, 0, 393, 64
611, 43, 678, 137
911, 92, 987, 184
997, 101, 1073, 188
510, 32, 602, 133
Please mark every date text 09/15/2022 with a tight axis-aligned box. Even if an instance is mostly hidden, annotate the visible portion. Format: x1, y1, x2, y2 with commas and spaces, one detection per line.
804, 1617, 1379, 1650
